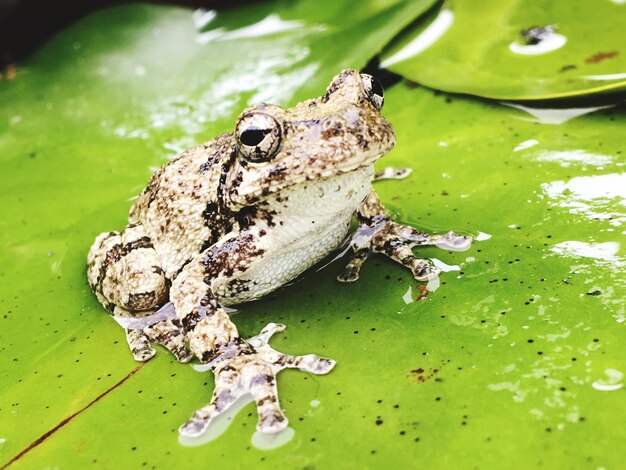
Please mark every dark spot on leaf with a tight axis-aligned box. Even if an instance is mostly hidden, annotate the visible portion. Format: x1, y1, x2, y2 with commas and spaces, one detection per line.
585, 51, 619, 64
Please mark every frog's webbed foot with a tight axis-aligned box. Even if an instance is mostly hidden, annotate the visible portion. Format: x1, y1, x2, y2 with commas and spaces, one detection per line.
338, 192, 472, 283
373, 167, 412, 181
179, 323, 335, 437
125, 318, 193, 363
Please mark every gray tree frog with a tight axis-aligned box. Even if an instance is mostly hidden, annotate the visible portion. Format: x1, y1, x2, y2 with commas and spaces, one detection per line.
87, 70, 471, 437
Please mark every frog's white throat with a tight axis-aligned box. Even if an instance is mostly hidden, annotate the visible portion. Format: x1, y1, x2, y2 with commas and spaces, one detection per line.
265, 164, 374, 219
216, 165, 374, 305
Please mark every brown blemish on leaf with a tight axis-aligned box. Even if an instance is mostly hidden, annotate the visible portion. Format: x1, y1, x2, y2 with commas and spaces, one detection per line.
1, 364, 144, 469
585, 51, 619, 64
407, 367, 439, 384
416, 284, 429, 301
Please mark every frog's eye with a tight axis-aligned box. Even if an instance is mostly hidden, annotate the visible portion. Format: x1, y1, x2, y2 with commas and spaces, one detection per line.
235, 113, 282, 163
361, 74, 384, 111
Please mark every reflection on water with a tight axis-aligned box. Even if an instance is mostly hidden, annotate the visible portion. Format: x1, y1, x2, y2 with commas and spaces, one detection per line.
402, 286, 414, 304
583, 72, 626, 81
431, 258, 460, 272
380, 9, 454, 68
251, 427, 295, 450
486, 295, 596, 428
101, 10, 326, 157
509, 30, 567, 56
592, 369, 624, 391
513, 139, 539, 152
552, 241, 620, 261
543, 173, 626, 226
192, 9, 216, 29
533, 150, 613, 169
505, 103, 613, 125
195, 13, 319, 44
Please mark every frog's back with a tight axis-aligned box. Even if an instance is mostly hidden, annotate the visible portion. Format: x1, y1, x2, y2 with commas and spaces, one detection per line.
130, 133, 236, 278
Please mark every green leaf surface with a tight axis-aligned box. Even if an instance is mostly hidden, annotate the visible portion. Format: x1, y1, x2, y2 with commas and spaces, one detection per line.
381, 0, 626, 100
1, 2, 625, 469
0, 0, 438, 466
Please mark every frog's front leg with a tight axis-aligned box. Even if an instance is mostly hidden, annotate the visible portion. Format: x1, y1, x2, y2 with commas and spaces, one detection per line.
338, 191, 472, 283
171, 235, 335, 437
87, 225, 192, 362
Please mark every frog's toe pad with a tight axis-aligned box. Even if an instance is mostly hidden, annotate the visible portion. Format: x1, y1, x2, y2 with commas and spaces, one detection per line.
174, 348, 194, 363
313, 357, 336, 374
127, 330, 156, 361
336, 268, 359, 283
257, 413, 289, 434
414, 263, 441, 281
179, 418, 207, 437
435, 232, 473, 251
133, 348, 156, 362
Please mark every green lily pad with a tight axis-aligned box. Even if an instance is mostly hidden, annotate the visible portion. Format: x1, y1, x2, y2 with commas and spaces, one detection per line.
381, 0, 626, 100
0, 0, 437, 466
1, 2, 625, 469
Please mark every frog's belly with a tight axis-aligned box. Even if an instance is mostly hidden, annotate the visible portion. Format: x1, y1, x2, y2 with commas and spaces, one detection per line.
217, 217, 352, 306
215, 166, 373, 305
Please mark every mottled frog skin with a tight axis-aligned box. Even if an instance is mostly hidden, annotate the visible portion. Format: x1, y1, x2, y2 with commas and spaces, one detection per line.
87, 70, 471, 437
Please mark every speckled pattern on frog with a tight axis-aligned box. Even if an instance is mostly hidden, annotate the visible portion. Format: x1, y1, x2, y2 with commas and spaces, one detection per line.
86, 69, 472, 437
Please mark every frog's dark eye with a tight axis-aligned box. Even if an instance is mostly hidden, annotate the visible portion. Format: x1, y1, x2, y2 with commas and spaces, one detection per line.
235, 113, 282, 163
361, 74, 384, 111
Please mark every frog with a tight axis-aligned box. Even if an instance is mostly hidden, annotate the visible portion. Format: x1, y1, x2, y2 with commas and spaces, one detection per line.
87, 69, 471, 438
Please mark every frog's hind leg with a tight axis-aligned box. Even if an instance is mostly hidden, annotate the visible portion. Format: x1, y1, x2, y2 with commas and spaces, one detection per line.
88, 224, 191, 362
338, 191, 472, 282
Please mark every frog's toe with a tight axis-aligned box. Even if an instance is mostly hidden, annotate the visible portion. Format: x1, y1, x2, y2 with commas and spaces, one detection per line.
274, 353, 337, 375
336, 269, 359, 283
250, 375, 289, 434
262, 322, 286, 335
413, 262, 441, 282
179, 417, 209, 437
134, 348, 156, 362
312, 357, 336, 375
434, 231, 473, 251
173, 347, 194, 363
257, 412, 289, 434
144, 319, 193, 363
373, 166, 412, 181
126, 329, 156, 361
249, 322, 288, 348
337, 249, 369, 283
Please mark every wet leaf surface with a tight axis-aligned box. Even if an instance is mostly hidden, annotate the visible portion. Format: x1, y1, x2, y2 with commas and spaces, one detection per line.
381, 0, 626, 100
0, 0, 438, 466
1, 2, 625, 468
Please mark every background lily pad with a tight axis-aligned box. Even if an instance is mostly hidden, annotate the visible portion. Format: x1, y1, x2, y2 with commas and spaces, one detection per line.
1, 1, 625, 468
381, 0, 626, 100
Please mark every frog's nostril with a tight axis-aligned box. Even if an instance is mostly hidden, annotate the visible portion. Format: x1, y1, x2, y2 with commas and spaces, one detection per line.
322, 117, 345, 130
321, 117, 347, 140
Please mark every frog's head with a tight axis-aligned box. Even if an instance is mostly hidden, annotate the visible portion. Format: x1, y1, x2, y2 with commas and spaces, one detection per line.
224, 69, 396, 208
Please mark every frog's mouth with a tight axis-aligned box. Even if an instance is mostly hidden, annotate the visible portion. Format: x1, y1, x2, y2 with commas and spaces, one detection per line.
225, 143, 393, 209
